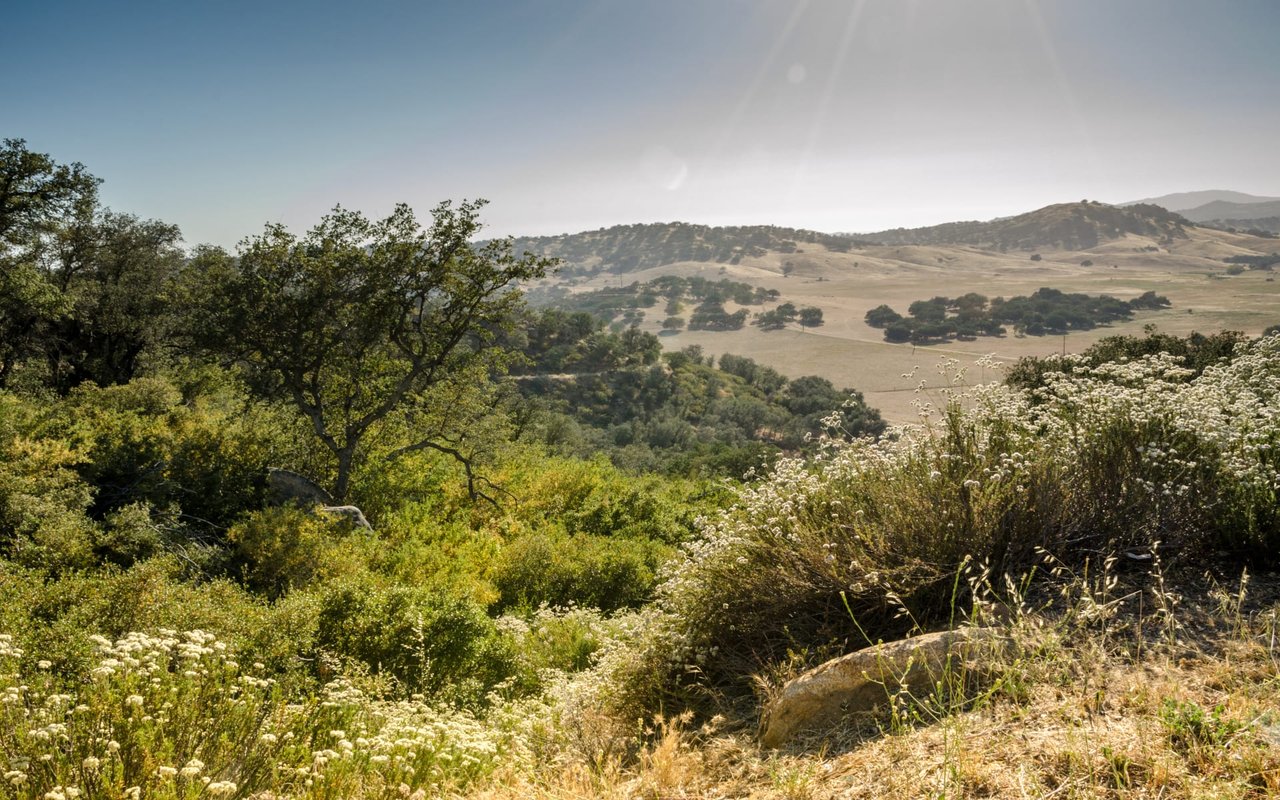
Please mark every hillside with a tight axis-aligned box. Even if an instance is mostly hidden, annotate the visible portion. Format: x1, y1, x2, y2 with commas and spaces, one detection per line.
516, 211, 1280, 425
865, 201, 1192, 250
1180, 198, 1280, 224
508, 222, 869, 275
1122, 189, 1280, 211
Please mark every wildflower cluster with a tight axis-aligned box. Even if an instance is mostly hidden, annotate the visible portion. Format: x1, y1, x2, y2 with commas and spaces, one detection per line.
0, 630, 532, 799
601, 337, 1280, 709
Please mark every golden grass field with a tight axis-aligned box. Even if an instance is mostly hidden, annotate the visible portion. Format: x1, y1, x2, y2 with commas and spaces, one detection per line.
558, 226, 1280, 423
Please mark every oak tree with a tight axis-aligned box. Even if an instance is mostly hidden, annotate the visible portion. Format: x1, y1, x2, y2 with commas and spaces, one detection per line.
187, 200, 553, 502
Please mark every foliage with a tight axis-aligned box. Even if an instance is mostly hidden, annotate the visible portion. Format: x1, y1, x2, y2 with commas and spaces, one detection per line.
609, 339, 1280, 709
510, 221, 867, 276
491, 530, 666, 613
515, 349, 884, 477
866, 287, 1170, 343
534, 275, 778, 318
183, 201, 552, 501
227, 506, 368, 599
798, 306, 824, 328
1223, 253, 1280, 270
314, 582, 516, 704
503, 308, 660, 375
0, 140, 185, 392
688, 300, 749, 331
1005, 329, 1247, 395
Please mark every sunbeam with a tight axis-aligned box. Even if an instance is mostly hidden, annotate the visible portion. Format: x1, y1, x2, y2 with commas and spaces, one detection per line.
790, 0, 867, 205
708, 0, 810, 159
1020, 0, 1101, 181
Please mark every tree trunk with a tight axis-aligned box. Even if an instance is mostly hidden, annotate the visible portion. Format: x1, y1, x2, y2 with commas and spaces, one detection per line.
333, 445, 356, 504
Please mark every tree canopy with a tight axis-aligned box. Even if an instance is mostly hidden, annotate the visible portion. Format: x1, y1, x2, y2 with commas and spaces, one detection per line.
0, 139, 185, 390
186, 200, 553, 501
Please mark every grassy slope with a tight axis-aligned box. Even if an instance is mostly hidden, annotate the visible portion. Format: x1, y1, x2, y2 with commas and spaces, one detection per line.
466, 579, 1280, 799
541, 225, 1280, 423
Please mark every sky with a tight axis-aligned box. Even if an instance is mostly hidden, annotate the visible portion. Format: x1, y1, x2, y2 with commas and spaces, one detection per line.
5, 0, 1279, 247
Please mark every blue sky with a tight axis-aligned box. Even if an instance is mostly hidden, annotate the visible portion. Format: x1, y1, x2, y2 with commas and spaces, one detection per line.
5, 0, 1279, 246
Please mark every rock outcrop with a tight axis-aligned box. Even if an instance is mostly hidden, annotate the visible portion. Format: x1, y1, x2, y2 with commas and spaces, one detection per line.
265, 468, 372, 530
759, 627, 1005, 748
266, 468, 334, 507
319, 504, 372, 530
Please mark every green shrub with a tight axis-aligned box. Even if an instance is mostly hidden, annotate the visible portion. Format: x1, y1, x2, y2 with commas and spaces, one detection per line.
47, 376, 304, 532
227, 506, 369, 598
315, 583, 516, 706
491, 530, 667, 613
500, 604, 619, 682
0, 394, 98, 572
0, 557, 321, 685
609, 341, 1280, 711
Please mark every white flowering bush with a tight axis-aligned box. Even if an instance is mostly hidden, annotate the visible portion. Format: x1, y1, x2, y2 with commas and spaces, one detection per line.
0, 630, 531, 799
603, 339, 1280, 708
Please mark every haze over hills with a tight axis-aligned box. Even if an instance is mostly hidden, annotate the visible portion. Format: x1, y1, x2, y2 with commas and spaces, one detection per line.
1121, 190, 1280, 211
509, 222, 870, 276
510, 201, 1199, 275
1119, 190, 1280, 233
862, 201, 1191, 250
1178, 199, 1280, 225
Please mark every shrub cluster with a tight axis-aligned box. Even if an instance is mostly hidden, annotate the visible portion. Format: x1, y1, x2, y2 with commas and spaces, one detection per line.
866, 288, 1171, 344
605, 337, 1280, 711
517, 348, 884, 476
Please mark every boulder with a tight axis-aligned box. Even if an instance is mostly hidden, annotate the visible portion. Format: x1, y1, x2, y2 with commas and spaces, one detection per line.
759, 627, 1005, 748
320, 505, 372, 530
266, 467, 334, 507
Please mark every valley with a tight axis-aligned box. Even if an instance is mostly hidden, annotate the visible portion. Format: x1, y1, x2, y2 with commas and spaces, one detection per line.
522, 208, 1280, 422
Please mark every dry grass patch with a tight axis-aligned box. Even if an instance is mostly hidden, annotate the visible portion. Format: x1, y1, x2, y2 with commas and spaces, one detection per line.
459, 581, 1280, 800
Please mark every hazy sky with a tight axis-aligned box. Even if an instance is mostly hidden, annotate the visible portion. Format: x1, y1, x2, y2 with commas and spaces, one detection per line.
5, 0, 1279, 246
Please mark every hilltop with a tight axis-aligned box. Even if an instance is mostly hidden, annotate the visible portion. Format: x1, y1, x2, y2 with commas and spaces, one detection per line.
865, 201, 1192, 250
509, 203, 1197, 281
1122, 189, 1280, 211
511, 200, 1280, 424
1119, 191, 1280, 233
509, 222, 869, 275
1180, 200, 1280, 233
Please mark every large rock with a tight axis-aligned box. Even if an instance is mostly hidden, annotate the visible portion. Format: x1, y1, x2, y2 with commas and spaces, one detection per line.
266, 468, 334, 507
759, 627, 1005, 748
320, 505, 372, 530
266, 468, 372, 530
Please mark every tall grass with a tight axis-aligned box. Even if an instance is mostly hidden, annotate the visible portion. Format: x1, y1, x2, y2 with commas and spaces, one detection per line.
600, 339, 1280, 712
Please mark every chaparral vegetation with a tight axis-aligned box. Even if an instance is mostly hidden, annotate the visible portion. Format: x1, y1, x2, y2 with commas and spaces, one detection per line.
4, 140, 1280, 799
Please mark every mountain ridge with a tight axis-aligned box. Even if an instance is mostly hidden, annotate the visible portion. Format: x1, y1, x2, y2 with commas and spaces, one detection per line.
863, 201, 1191, 250
1120, 189, 1280, 211
1179, 199, 1280, 225
506, 201, 1198, 275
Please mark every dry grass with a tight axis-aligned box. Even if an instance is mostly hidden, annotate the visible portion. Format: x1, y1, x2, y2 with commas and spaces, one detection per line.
461, 576, 1280, 799
555, 226, 1280, 423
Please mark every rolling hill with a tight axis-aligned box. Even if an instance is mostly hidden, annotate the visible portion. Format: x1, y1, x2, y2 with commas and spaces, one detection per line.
510, 199, 1280, 425
1120, 191, 1280, 233
1121, 189, 1280, 211
864, 201, 1191, 250
509, 202, 1200, 277
509, 222, 870, 275
1179, 199, 1280, 224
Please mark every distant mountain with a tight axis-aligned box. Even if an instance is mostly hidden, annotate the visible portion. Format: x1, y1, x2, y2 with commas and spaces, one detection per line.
866, 201, 1191, 251
1203, 217, 1280, 235
1121, 190, 1280, 211
1178, 199, 1280, 224
509, 222, 870, 275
